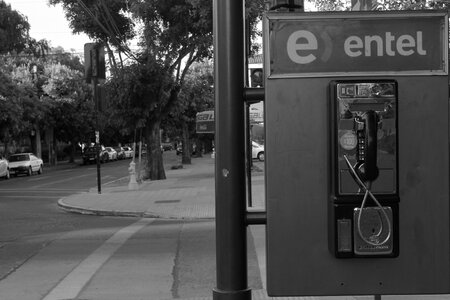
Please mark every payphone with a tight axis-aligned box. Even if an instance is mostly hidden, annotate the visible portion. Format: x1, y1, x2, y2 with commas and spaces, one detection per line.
329, 80, 399, 258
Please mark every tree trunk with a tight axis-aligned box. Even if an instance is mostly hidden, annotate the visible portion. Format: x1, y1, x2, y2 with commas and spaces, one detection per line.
69, 141, 76, 163
46, 127, 56, 166
3, 138, 10, 156
35, 127, 42, 158
144, 121, 166, 180
192, 137, 202, 157
181, 120, 191, 164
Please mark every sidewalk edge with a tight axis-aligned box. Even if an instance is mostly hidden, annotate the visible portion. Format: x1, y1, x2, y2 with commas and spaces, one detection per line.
57, 199, 146, 218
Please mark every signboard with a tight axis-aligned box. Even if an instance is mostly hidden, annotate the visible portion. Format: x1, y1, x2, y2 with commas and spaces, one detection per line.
196, 110, 214, 133
267, 11, 448, 77
250, 105, 264, 123
84, 43, 106, 83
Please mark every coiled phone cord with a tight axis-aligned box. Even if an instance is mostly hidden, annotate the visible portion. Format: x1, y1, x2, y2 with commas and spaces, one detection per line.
343, 155, 392, 247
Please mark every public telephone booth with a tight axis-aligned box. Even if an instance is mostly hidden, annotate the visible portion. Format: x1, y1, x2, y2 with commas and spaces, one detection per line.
264, 10, 450, 297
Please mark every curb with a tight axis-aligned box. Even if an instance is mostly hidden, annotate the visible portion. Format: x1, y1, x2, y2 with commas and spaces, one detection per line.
57, 198, 216, 220
57, 199, 146, 218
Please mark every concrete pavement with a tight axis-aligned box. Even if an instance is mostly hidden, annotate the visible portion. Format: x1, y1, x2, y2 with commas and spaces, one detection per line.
58, 155, 265, 219
56, 156, 448, 300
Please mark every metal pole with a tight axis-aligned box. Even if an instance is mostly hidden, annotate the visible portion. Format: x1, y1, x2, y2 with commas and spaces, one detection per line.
246, 103, 253, 207
93, 77, 101, 194
244, 16, 253, 208
213, 0, 250, 299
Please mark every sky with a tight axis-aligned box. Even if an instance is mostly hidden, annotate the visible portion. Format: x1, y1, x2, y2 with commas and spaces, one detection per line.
4, 0, 317, 56
5, 0, 93, 54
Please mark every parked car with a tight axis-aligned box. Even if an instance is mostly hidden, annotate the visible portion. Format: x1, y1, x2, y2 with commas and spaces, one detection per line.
135, 146, 147, 157
122, 146, 134, 158
0, 156, 9, 179
8, 153, 43, 176
114, 147, 125, 160
176, 144, 197, 156
82, 146, 108, 164
161, 143, 173, 151
104, 147, 118, 161
252, 141, 264, 161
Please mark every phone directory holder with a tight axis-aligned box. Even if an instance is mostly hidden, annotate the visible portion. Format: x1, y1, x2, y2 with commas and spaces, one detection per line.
329, 80, 400, 258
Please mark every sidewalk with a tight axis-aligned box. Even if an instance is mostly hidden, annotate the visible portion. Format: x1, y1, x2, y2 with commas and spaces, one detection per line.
58, 155, 265, 218
56, 157, 445, 300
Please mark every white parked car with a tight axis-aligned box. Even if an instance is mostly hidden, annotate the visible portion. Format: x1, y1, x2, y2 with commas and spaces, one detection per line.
0, 156, 9, 179
252, 141, 264, 162
8, 153, 43, 176
104, 147, 118, 161
122, 146, 134, 158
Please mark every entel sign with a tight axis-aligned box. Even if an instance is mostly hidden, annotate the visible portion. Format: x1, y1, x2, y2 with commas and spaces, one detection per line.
268, 12, 447, 76
288, 30, 426, 64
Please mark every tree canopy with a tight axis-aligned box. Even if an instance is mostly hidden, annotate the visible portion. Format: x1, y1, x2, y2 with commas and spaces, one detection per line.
313, 0, 450, 10
0, 1, 30, 54
49, 0, 263, 179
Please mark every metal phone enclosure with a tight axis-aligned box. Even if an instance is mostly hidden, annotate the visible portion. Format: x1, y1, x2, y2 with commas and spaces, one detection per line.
264, 10, 450, 297
329, 80, 399, 258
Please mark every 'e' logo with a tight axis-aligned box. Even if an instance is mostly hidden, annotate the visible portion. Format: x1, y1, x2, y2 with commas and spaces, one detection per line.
287, 30, 318, 64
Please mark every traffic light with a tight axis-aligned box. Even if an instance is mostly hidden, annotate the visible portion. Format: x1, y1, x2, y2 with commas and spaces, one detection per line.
250, 68, 263, 87
84, 43, 106, 83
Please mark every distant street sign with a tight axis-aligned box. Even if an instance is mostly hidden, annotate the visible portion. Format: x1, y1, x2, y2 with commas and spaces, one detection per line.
196, 110, 215, 133
84, 43, 106, 83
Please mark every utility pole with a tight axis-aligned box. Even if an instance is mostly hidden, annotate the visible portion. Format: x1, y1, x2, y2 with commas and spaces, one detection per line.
84, 43, 105, 194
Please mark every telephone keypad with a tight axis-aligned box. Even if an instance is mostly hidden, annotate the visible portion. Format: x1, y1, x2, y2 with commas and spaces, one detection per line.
356, 129, 366, 162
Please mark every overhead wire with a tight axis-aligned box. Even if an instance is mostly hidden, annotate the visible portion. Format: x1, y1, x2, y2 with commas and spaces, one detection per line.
75, 0, 138, 62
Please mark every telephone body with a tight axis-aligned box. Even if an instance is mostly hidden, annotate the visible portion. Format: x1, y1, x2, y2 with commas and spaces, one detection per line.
329, 80, 399, 258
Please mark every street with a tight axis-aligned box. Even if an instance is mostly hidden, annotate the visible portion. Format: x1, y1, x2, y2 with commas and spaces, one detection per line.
0, 154, 445, 300
0, 155, 265, 300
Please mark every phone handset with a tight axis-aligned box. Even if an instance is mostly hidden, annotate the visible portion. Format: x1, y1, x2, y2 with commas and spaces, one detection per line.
344, 110, 392, 248
355, 110, 379, 183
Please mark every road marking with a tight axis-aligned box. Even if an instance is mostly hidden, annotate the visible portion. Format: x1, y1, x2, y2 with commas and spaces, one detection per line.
0, 188, 86, 192
0, 195, 61, 199
30, 174, 93, 188
27, 176, 49, 181
102, 175, 129, 186
42, 218, 154, 300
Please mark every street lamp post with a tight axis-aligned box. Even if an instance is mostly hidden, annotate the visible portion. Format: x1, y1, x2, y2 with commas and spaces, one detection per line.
213, 0, 251, 299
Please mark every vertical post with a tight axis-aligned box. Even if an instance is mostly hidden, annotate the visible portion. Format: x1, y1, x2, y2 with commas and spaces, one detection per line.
244, 17, 253, 208
93, 77, 101, 194
246, 103, 253, 207
213, 0, 250, 299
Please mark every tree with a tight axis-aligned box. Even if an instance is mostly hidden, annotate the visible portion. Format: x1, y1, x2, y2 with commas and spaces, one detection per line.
41, 62, 95, 162
3, 58, 50, 156
52, 0, 265, 180
0, 1, 50, 57
312, 0, 447, 10
128, 0, 262, 179
0, 1, 30, 54
104, 57, 173, 179
49, 0, 136, 68
0, 71, 24, 155
168, 61, 214, 164
1, 45, 95, 161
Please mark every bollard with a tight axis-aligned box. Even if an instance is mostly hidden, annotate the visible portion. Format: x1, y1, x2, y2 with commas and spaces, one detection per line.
128, 160, 139, 190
